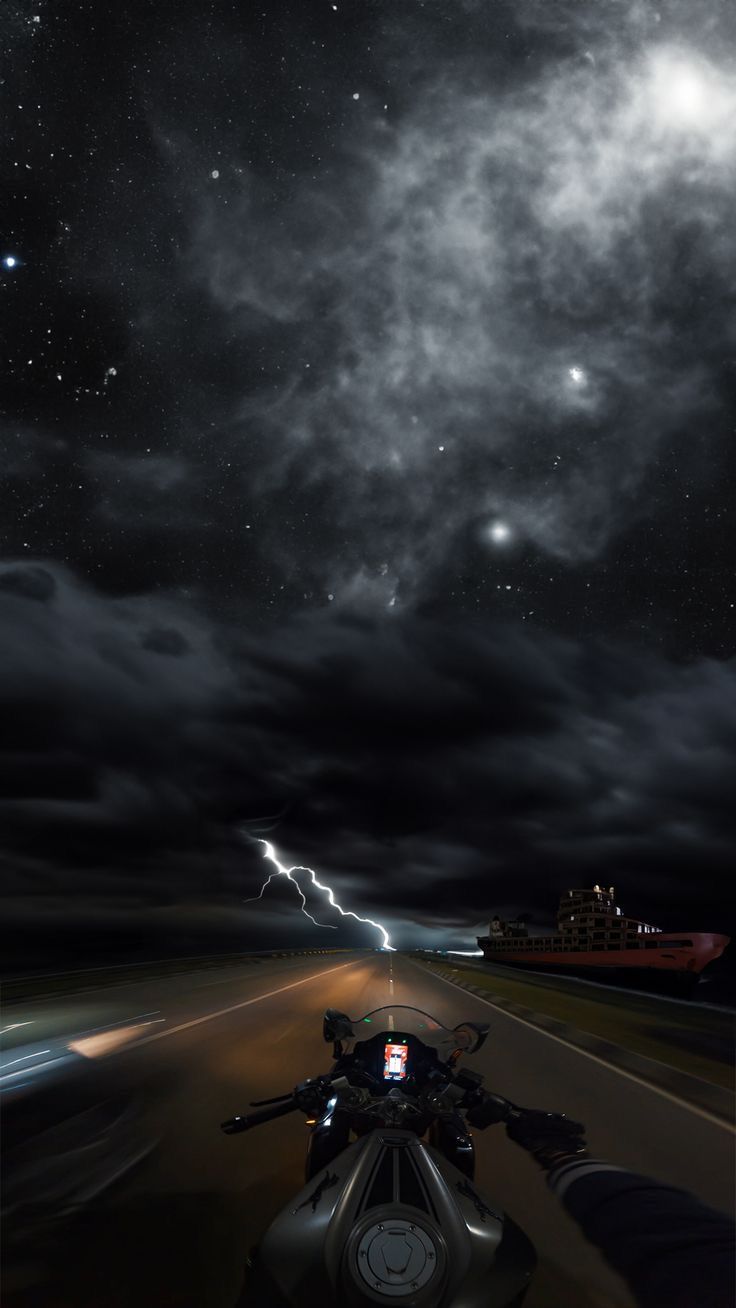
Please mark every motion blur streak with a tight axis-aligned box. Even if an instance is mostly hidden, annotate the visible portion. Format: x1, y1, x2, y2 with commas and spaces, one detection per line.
69, 1021, 166, 1058
247, 839, 396, 951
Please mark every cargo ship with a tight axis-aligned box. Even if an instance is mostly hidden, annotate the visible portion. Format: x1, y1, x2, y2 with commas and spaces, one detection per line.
477, 886, 730, 995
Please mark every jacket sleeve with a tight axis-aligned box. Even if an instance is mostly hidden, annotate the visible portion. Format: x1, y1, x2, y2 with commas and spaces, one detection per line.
547, 1157, 736, 1308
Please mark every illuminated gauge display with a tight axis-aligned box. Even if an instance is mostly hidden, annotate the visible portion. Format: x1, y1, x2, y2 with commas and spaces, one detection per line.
383, 1040, 409, 1081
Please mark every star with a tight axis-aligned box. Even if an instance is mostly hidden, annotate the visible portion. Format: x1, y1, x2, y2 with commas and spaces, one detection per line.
489, 522, 511, 543
568, 366, 585, 385
3, 256, 18, 269
649, 53, 714, 131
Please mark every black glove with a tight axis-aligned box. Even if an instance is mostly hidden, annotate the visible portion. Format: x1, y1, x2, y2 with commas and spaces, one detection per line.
294, 1075, 332, 1114
466, 1092, 512, 1129
505, 1108, 588, 1170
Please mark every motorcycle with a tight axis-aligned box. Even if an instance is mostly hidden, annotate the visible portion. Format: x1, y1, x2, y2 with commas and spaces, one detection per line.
221, 1004, 537, 1307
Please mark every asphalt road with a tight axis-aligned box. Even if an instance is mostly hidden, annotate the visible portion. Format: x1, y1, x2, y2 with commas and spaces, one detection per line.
2, 950, 734, 1308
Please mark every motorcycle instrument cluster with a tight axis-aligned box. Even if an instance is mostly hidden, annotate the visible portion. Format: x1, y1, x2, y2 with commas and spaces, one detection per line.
382, 1038, 409, 1082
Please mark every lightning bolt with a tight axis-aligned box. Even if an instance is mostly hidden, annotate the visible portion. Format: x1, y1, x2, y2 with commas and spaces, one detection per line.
244, 838, 395, 951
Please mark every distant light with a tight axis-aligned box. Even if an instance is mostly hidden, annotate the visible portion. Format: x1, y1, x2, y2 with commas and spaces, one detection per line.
3, 256, 17, 268
651, 56, 707, 127
669, 71, 704, 118
211, 169, 220, 179
489, 521, 511, 543
568, 366, 585, 385
352, 92, 360, 100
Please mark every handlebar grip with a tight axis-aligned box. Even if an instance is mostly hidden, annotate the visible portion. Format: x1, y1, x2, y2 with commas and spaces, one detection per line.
221, 1097, 299, 1134
466, 1091, 515, 1130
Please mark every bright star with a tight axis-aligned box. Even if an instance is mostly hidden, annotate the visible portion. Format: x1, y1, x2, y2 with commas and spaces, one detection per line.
650, 54, 708, 129
568, 366, 585, 385
489, 522, 511, 543
3, 256, 18, 269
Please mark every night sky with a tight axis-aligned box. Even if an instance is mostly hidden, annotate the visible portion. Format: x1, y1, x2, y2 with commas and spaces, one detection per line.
2, 0, 735, 967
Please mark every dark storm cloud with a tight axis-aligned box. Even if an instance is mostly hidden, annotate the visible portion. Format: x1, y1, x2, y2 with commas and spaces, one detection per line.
3, 0, 735, 967
141, 626, 191, 656
0, 564, 56, 602
1, 563, 733, 950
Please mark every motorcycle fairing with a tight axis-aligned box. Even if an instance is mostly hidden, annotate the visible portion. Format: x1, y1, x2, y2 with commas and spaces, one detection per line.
259, 1129, 535, 1306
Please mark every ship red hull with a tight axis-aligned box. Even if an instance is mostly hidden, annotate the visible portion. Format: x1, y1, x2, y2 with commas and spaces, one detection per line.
478, 933, 729, 976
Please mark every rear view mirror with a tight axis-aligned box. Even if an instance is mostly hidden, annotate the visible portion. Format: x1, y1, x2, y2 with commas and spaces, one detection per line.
323, 1009, 355, 1043
452, 1021, 489, 1054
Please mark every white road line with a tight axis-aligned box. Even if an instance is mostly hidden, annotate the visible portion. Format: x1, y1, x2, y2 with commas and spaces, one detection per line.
388, 1013, 395, 1031
419, 967, 735, 1134
1, 1048, 52, 1069
1, 1057, 63, 1082
121, 960, 360, 1051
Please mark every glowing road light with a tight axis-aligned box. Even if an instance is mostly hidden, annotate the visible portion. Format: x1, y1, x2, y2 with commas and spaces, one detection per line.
69, 1022, 164, 1058
245, 838, 395, 950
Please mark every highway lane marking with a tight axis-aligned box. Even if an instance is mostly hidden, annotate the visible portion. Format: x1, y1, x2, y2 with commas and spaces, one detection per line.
120, 960, 360, 1051
415, 965, 735, 1134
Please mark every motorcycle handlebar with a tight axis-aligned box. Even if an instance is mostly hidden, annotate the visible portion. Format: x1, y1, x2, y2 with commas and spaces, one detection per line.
221, 1073, 521, 1137
221, 1097, 299, 1134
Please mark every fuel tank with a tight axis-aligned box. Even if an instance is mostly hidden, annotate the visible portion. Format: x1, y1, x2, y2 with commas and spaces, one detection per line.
256, 1128, 535, 1307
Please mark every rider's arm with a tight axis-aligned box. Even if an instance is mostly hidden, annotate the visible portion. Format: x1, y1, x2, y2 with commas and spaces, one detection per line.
547, 1155, 736, 1308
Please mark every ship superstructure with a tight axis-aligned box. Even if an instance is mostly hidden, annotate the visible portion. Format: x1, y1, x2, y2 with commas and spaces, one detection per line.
478, 885, 729, 990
